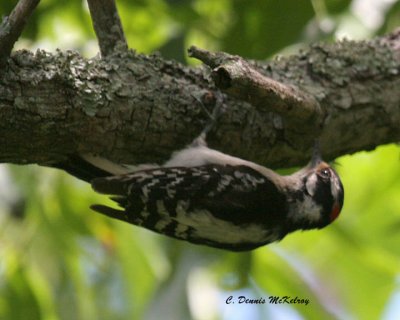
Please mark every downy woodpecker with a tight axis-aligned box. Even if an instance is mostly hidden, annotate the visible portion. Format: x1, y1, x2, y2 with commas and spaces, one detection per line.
55, 137, 344, 251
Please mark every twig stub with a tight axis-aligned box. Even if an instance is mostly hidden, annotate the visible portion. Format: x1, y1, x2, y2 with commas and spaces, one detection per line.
0, 0, 40, 67
87, 0, 128, 57
189, 45, 323, 126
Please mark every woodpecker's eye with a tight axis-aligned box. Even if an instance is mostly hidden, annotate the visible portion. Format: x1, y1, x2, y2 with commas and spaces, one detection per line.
318, 168, 331, 179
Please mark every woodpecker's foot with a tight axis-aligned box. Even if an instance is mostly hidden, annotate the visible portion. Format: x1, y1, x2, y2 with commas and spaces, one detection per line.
192, 92, 225, 147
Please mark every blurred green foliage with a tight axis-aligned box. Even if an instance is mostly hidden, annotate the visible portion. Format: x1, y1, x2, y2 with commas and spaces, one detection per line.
0, 0, 399, 319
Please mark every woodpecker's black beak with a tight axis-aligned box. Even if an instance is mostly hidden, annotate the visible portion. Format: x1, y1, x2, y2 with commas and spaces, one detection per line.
310, 140, 322, 168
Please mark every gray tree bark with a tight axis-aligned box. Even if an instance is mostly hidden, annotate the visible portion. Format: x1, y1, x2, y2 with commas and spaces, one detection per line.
0, 30, 399, 170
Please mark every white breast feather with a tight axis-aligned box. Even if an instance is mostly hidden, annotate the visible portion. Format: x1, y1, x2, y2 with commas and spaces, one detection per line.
173, 206, 278, 245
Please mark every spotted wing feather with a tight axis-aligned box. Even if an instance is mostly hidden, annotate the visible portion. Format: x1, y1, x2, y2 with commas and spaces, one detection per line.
91, 164, 287, 251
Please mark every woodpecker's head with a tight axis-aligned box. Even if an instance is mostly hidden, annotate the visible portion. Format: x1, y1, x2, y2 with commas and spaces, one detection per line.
304, 160, 344, 225
302, 144, 344, 228
287, 143, 344, 231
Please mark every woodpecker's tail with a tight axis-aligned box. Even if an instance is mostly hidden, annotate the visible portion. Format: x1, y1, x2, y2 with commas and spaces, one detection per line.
50, 155, 113, 183
50, 155, 155, 182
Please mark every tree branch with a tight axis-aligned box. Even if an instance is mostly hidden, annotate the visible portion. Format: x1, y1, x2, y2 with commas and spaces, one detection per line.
86, 0, 128, 56
0, 0, 40, 67
189, 46, 323, 128
0, 31, 399, 169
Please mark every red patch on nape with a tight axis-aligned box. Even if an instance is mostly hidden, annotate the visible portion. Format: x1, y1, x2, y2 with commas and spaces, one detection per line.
330, 202, 341, 222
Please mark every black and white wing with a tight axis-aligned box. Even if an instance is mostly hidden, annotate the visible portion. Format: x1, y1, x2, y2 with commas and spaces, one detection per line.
91, 164, 288, 251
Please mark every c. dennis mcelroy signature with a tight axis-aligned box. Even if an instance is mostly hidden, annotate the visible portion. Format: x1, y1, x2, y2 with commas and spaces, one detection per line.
226, 295, 310, 306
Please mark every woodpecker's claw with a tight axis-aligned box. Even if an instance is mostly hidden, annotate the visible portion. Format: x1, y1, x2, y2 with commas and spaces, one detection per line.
191, 92, 225, 147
